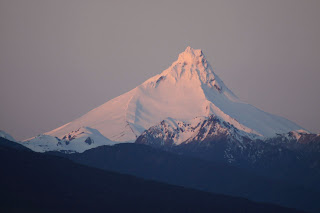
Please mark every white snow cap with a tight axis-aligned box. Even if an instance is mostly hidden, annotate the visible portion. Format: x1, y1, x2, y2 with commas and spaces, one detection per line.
150, 46, 230, 102
177, 46, 204, 64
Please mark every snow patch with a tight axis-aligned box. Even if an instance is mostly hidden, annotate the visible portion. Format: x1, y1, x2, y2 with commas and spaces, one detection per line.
21, 127, 115, 153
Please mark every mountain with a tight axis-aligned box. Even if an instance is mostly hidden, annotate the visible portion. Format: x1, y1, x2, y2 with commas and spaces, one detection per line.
53, 143, 320, 213
0, 138, 304, 213
136, 115, 259, 148
136, 119, 320, 190
22, 46, 305, 152
21, 127, 116, 153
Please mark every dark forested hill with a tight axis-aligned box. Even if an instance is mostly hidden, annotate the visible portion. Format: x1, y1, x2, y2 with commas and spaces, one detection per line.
55, 143, 319, 213
0, 138, 304, 213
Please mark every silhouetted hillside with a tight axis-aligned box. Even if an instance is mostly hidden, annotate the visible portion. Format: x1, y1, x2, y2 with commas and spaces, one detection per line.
56, 143, 319, 213
0, 138, 304, 213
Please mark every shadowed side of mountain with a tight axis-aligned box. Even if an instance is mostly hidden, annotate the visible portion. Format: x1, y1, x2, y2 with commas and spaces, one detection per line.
0, 137, 31, 151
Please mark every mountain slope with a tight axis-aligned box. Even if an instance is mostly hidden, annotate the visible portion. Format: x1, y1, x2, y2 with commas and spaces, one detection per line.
37, 47, 304, 148
136, 115, 259, 147
0, 138, 304, 213
56, 143, 319, 213
0, 130, 16, 142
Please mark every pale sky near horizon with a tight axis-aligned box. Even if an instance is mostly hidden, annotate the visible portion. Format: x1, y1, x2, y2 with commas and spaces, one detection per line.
1, 0, 320, 140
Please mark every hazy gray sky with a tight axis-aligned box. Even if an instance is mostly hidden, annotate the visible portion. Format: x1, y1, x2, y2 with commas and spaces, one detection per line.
1, 0, 319, 140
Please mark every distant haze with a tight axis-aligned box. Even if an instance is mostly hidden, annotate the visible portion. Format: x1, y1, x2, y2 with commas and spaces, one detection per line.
0, 0, 320, 140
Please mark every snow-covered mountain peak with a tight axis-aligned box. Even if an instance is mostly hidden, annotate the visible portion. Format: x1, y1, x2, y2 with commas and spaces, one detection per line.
143, 46, 228, 98
177, 46, 204, 64
26, 47, 306, 151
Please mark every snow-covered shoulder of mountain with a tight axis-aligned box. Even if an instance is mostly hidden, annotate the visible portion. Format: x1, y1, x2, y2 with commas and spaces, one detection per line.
21, 127, 116, 153
136, 115, 260, 147
21, 134, 61, 153
0, 130, 16, 142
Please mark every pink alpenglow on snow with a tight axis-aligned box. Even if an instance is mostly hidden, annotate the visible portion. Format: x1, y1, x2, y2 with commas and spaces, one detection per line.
23, 47, 306, 152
